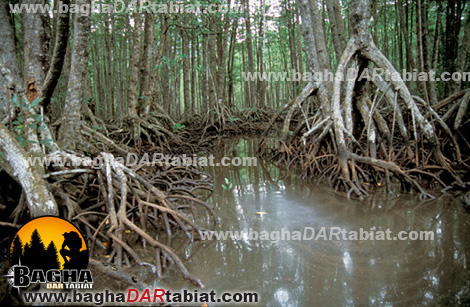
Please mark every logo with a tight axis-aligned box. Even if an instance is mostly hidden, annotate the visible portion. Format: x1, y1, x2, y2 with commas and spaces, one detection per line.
5, 216, 93, 290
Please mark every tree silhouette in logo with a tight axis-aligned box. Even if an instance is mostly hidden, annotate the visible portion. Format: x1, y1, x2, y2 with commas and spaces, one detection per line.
45, 241, 60, 270
22, 229, 48, 272
9, 235, 23, 266
60, 231, 88, 270
10, 229, 62, 271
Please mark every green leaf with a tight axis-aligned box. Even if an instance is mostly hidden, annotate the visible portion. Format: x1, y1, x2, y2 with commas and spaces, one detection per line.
222, 184, 227, 190
38, 125, 46, 131
32, 114, 42, 122
0, 151, 3, 157
224, 178, 229, 184
16, 135, 24, 143
28, 124, 38, 129
30, 97, 42, 108
40, 139, 52, 148
17, 115, 24, 122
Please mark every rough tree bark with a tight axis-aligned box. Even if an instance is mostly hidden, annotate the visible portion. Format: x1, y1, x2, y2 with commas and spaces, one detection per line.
307, 0, 331, 72
243, 0, 256, 108
0, 1, 21, 119
275, 0, 333, 143
40, 0, 71, 107
397, 0, 415, 78
127, 12, 143, 118
180, 16, 191, 115
0, 122, 58, 217
138, 13, 155, 117
21, 0, 50, 102
326, 0, 346, 62
58, 0, 92, 150
445, 0, 465, 95
126, 11, 143, 144
0, 0, 76, 219
456, 8, 470, 92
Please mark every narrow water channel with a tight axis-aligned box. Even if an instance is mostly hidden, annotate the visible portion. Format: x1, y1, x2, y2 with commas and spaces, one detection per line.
164, 138, 470, 306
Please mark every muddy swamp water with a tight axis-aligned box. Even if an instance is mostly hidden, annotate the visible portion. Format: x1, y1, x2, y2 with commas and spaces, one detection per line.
93, 138, 470, 306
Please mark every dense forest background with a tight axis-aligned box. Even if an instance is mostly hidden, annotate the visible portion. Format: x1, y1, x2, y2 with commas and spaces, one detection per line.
3, 0, 470, 122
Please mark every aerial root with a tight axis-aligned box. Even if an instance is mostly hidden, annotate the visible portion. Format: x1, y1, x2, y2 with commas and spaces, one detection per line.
38, 146, 215, 287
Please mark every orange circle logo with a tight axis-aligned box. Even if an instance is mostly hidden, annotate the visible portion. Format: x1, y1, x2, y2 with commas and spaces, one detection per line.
9, 216, 89, 271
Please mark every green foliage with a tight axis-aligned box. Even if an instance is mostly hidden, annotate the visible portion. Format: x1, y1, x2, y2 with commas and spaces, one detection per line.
155, 55, 177, 69
39, 139, 53, 148
9, 95, 52, 148
172, 123, 186, 132
222, 177, 233, 190
138, 95, 150, 102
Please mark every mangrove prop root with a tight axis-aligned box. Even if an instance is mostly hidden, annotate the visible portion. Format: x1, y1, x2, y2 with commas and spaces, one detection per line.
28, 125, 217, 287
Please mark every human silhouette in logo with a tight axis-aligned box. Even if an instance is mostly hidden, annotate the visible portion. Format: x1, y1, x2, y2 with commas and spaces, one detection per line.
60, 231, 88, 270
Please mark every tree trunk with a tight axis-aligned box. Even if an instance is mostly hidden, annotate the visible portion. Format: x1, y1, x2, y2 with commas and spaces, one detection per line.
0, 1, 21, 119
296, 14, 304, 86
161, 24, 172, 114
127, 12, 143, 118
40, 0, 71, 108
21, 0, 50, 102
201, 26, 209, 113
257, 0, 266, 108
138, 13, 155, 117
18, 0, 51, 158
308, 0, 331, 72
216, 8, 231, 111
0, 1, 61, 218
150, 15, 169, 116
243, 0, 256, 108
180, 18, 191, 115
58, 0, 92, 150
208, 21, 217, 113
227, 20, 238, 109
298, 0, 321, 72
326, 0, 346, 60
397, 0, 415, 81
0, 121, 58, 217
286, 3, 299, 93
457, 8, 470, 91
445, 0, 465, 95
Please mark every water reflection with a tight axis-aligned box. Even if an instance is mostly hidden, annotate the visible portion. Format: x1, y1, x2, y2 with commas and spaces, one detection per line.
164, 138, 470, 306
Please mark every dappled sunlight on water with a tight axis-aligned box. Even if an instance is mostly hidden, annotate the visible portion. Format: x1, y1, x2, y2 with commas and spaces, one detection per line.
163, 138, 470, 306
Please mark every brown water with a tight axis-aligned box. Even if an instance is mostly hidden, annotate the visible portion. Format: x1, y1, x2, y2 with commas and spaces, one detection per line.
163, 138, 470, 306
